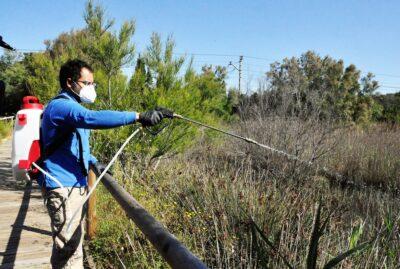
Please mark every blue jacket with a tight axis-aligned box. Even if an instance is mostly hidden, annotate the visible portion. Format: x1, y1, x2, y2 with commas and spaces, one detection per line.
38, 89, 137, 188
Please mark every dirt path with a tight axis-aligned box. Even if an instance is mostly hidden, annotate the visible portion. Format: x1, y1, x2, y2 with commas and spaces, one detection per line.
0, 139, 52, 269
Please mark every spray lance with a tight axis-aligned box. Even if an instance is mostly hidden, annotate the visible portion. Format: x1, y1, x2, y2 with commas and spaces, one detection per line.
157, 107, 313, 166
166, 109, 343, 185
162, 109, 344, 189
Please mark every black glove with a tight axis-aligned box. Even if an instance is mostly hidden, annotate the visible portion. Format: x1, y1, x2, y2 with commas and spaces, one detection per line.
138, 110, 164, 126
95, 162, 113, 176
156, 107, 174, 119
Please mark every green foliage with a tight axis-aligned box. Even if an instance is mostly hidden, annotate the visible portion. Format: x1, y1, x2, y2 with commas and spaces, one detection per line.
88, 33, 230, 163
264, 51, 382, 124
226, 88, 241, 114
23, 29, 91, 104
0, 52, 29, 113
24, 52, 60, 103
374, 93, 400, 124
81, 31, 231, 164
82, 0, 135, 107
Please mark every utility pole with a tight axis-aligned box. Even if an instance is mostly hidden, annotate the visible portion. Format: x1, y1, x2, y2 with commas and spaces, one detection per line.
238, 55, 243, 92
229, 55, 244, 92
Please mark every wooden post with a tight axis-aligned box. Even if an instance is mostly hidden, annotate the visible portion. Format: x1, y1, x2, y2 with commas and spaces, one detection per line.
86, 168, 97, 240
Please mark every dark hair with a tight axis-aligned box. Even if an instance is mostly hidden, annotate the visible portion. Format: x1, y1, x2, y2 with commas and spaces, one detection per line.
59, 59, 93, 90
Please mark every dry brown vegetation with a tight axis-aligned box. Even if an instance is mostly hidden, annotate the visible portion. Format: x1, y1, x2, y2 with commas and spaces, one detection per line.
328, 124, 400, 191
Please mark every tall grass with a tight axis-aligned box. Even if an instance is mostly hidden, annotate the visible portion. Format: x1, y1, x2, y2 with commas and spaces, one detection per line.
90, 120, 400, 268
327, 124, 400, 191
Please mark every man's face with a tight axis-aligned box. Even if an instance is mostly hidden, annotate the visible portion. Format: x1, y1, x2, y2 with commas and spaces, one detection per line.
74, 67, 94, 93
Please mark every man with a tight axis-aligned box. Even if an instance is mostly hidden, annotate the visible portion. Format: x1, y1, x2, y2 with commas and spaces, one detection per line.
40, 59, 163, 268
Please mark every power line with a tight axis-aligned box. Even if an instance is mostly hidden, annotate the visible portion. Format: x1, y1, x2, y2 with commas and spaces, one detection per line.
226, 68, 237, 74
174, 52, 241, 58
242, 55, 275, 61
190, 60, 231, 64
174, 52, 275, 62
380, 84, 400, 89
374, 73, 400, 79
12, 47, 276, 62
243, 62, 271, 68
6, 47, 400, 82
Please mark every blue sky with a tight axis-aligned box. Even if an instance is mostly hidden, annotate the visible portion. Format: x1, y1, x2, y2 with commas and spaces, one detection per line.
1, 0, 399, 94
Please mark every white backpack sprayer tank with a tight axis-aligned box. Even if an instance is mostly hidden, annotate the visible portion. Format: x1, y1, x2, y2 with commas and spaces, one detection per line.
12, 96, 44, 181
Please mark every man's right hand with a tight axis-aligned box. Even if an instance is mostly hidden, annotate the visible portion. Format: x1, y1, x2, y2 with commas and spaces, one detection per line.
137, 110, 164, 126
156, 107, 174, 118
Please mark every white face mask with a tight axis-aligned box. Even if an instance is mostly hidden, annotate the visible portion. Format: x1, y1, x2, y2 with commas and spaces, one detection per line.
78, 84, 97, 103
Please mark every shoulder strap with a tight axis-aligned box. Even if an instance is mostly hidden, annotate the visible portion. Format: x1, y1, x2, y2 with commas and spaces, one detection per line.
75, 130, 88, 176
41, 95, 74, 158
